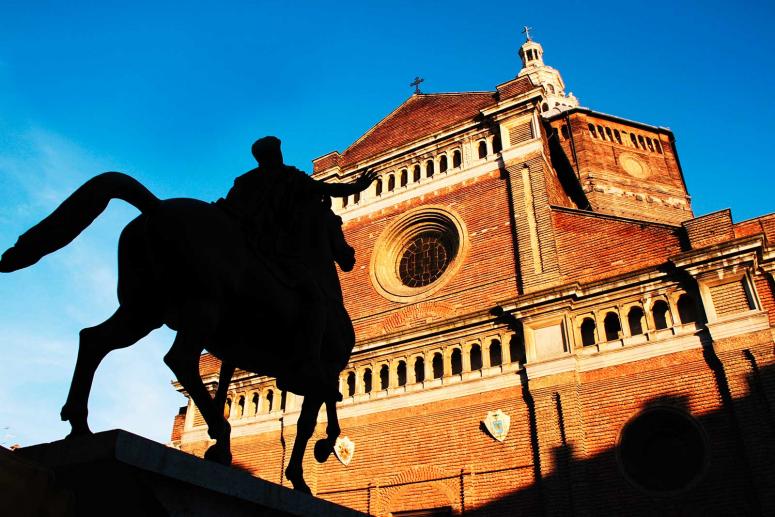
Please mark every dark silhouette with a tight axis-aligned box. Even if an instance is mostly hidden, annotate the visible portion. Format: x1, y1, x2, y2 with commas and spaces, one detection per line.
0, 137, 375, 494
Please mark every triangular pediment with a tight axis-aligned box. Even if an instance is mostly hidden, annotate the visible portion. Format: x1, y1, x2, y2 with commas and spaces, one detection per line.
338, 92, 496, 168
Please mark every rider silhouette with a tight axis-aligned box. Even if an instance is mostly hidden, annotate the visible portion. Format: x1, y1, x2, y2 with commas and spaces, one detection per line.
218, 136, 375, 394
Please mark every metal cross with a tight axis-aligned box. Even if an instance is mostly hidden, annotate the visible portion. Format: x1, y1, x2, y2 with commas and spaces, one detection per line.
522, 25, 533, 41
410, 76, 424, 94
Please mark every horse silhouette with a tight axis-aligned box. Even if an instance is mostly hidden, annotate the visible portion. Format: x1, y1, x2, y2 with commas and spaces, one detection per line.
0, 171, 357, 493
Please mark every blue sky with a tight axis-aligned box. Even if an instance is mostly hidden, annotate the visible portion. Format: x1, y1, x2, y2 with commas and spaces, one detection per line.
1, 1, 774, 446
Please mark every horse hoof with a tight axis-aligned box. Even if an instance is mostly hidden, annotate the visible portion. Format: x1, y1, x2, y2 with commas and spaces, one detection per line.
204, 445, 232, 465
286, 468, 311, 494
314, 438, 333, 463
293, 481, 312, 495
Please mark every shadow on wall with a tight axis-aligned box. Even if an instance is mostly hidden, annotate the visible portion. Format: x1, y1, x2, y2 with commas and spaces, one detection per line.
466, 357, 775, 516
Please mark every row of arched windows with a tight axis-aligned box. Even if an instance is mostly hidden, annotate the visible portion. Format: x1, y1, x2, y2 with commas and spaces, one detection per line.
341, 148, 465, 209
584, 123, 663, 154
342, 338, 518, 398
578, 294, 699, 347
222, 387, 286, 419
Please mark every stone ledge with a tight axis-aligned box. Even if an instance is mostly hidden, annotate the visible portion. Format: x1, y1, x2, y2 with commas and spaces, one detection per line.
15, 429, 365, 517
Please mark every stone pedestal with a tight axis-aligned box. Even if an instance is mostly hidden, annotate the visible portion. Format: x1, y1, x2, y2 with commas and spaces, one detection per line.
10, 430, 365, 517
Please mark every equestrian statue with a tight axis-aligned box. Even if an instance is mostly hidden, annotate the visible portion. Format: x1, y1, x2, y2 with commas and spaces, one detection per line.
0, 136, 376, 493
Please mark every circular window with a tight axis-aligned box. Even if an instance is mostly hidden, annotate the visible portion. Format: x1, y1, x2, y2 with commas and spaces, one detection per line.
370, 206, 468, 303
398, 231, 454, 287
617, 407, 707, 494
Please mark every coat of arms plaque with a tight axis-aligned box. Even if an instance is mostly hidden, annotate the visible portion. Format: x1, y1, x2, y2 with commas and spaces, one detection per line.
334, 436, 355, 465
483, 409, 511, 442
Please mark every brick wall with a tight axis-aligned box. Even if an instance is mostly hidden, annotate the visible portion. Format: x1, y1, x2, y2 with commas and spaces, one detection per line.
710, 279, 752, 316
548, 111, 692, 225
551, 208, 683, 284
734, 213, 775, 244
178, 338, 775, 516
340, 170, 519, 341
683, 209, 735, 249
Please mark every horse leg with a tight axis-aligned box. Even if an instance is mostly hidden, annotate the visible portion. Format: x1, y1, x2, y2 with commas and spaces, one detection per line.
285, 394, 323, 494
314, 397, 341, 463
163, 310, 231, 465
212, 361, 235, 415
61, 306, 158, 437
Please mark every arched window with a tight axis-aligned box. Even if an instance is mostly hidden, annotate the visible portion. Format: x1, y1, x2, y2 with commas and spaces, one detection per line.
451, 348, 462, 375
397, 361, 407, 386
413, 164, 421, 182
597, 125, 606, 140
630, 133, 638, 148
346, 372, 355, 397
363, 368, 372, 393
489, 339, 502, 366
628, 306, 645, 336
470, 344, 482, 371
379, 364, 389, 390
581, 317, 596, 346
375, 179, 383, 197
646, 137, 655, 152
604, 312, 621, 341
588, 124, 597, 138
477, 140, 487, 159
426, 160, 435, 178
547, 84, 555, 94
400, 169, 408, 187
224, 397, 232, 419
265, 390, 274, 413
251, 393, 259, 416
452, 150, 462, 168
432, 352, 443, 379
654, 140, 663, 154
439, 155, 448, 173
652, 300, 670, 330
387, 175, 395, 191
414, 357, 425, 383
614, 129, 622, 144
677, 294, 698, 324
237, 395, 245, 418
638, 135, 647, 150
280, 391, 287, 412
605, 127, 614, 141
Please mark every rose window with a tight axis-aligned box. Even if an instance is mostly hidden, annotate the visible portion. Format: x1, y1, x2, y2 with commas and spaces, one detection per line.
370, 206, 468, 303
398, 232, 453, 287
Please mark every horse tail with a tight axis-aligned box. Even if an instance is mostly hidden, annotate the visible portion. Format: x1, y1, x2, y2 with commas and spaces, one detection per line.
0, 172, 160, 273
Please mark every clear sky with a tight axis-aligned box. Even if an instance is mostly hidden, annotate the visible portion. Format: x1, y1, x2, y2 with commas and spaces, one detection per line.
1, 1, 773, 447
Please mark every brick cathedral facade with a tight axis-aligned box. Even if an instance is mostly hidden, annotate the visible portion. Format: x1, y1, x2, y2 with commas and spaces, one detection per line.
171, 35, 775, 516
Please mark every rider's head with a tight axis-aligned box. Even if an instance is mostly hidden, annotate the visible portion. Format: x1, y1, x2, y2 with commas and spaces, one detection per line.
251, 136, 283, 168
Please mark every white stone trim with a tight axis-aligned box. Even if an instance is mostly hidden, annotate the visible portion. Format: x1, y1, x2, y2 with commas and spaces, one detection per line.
337, 140, 543, 222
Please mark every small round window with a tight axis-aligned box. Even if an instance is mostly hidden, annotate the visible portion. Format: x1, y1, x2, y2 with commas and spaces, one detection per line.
370, 206, 468, 303
618, 407, 707, 494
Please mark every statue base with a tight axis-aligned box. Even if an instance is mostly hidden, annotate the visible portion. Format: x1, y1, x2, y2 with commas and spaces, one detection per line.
11, 429, 363, 516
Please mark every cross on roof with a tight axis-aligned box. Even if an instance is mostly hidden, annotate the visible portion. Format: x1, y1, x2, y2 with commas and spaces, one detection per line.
522, 25, 533, 41
410, 76, 424, 94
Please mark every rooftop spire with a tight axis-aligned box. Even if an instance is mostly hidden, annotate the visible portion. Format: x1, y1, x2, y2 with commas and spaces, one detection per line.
515, 28, 579, 117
